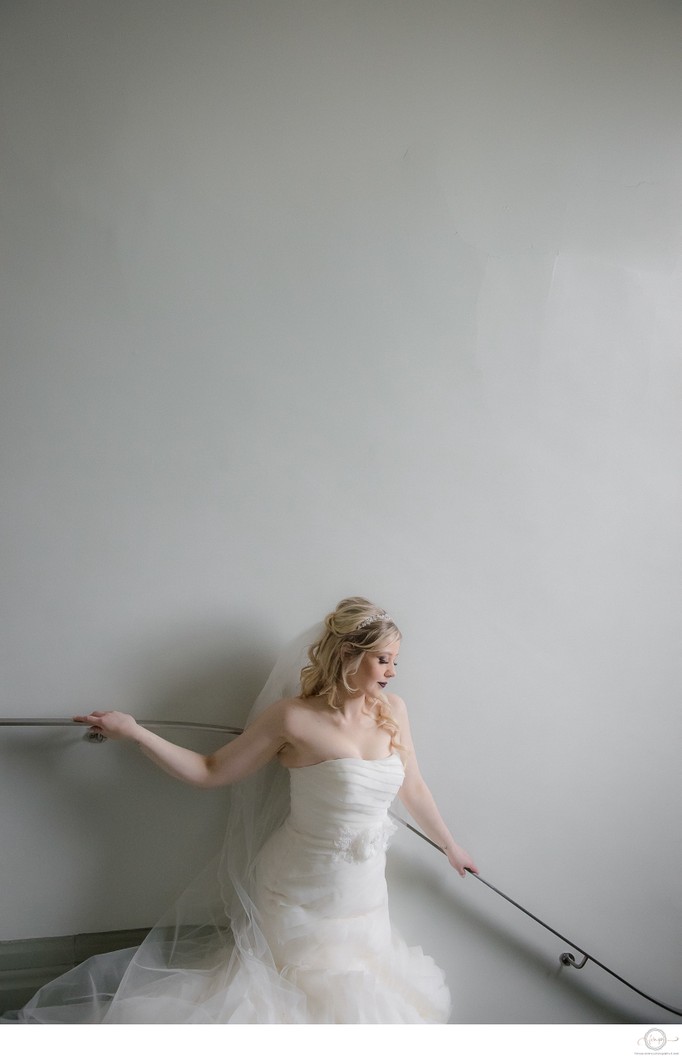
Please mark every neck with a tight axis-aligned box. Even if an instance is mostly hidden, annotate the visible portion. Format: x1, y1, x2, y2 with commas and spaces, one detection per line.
335, 690, 369, 720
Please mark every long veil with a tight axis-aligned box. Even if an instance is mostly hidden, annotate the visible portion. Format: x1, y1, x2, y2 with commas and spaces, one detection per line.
13, 624, 323, 1023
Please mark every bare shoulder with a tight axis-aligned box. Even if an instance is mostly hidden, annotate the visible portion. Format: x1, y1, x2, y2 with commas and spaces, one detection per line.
386, 692, 408, 718
276, 695, 322, 735
247, 696, 298, 731
242, 696, 314, 749
386, 693, 414, 745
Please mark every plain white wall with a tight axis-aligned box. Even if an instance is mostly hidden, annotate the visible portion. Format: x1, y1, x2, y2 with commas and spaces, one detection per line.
1, 0, 680, 1025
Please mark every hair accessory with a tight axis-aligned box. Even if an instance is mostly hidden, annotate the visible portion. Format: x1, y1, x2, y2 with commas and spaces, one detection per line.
355, 611, 392, 631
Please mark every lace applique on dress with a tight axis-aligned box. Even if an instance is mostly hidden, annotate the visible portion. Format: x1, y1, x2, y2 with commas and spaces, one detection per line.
331, 817, 398, 863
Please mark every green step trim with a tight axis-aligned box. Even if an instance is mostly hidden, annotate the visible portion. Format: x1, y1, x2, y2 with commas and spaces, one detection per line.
0, 927, 149, 1017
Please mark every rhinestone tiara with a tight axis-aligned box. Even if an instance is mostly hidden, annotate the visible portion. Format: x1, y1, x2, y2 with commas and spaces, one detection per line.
355, 610, 392, 631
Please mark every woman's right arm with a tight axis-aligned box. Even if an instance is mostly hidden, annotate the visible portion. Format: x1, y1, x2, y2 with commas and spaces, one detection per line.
73, 702, 290, 788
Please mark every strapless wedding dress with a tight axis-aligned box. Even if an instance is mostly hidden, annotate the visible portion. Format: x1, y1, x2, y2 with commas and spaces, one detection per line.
8, 755, 450, 1023
253, 754, 450, 1022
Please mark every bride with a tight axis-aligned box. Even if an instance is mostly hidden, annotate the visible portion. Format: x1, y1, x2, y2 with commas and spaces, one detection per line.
9, 597, 478, 1024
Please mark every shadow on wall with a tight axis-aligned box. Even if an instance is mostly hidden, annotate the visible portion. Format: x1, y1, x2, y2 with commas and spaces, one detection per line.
115, 617, 280, 728
0, 621, 283, 938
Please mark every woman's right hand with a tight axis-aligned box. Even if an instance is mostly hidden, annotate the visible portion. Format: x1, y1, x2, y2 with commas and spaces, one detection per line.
73, 710, 140, 741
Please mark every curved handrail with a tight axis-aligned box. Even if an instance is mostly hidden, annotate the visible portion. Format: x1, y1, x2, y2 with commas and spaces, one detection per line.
389, 814, 682, 1018
2, 716, 680, 1018
0, 718, 244, 740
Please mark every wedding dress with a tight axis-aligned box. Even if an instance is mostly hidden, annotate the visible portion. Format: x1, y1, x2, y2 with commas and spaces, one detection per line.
4, 627, 451, 1024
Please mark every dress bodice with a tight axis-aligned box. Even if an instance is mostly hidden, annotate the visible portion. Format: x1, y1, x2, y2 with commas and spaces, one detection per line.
286, 754, 404, 862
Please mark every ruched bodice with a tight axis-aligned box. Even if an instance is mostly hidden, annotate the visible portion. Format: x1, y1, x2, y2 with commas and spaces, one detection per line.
286, 754, 404, 857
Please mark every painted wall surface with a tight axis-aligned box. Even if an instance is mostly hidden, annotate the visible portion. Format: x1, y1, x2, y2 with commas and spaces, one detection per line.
1, 0, 680, 1025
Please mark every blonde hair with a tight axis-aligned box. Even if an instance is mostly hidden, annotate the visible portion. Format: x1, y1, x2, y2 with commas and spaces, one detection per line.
300, 597, 403, 754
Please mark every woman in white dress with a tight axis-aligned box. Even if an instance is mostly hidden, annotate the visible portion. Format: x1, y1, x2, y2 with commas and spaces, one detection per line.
9, 597, 478, 1024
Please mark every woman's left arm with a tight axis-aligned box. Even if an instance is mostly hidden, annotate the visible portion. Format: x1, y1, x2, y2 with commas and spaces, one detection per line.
389, 694, 479, 878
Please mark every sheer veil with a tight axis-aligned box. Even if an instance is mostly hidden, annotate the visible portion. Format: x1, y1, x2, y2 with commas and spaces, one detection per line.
15, 623, 324, 1024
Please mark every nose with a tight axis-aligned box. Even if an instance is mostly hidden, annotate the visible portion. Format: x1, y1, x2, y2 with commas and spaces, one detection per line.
385, 663, 395, 678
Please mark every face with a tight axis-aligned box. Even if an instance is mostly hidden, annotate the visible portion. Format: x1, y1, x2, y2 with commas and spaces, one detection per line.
348, 638, 400, 697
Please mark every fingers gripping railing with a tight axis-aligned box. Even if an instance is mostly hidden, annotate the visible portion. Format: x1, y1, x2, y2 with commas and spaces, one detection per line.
2, 716, 681, 1019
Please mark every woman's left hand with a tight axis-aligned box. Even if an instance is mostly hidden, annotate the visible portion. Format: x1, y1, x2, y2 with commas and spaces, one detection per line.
445, 842, 479, 877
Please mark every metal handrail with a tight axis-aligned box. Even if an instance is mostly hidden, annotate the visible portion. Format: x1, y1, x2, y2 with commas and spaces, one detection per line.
0, 718, 243, 740
389, 814, 682, 1019
2, 716, 680, 1019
